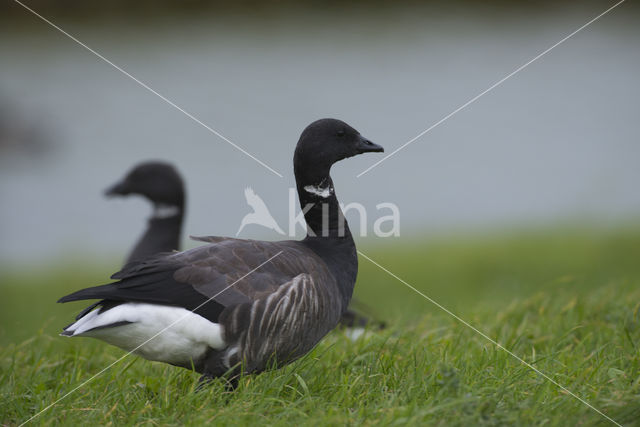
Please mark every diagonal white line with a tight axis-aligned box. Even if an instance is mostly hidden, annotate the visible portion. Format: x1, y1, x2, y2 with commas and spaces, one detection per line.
357, 249, 621, 426
19, 251, 284, 426
357, 0, 626, 178
13, 0, 284, 178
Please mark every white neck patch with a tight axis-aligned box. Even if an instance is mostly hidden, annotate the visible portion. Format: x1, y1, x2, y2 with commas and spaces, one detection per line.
153, 204, 181, 219
304, 185, 333, 198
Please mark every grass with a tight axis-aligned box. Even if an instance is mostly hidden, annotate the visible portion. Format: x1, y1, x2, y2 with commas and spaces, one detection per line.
1, 228, 640, 425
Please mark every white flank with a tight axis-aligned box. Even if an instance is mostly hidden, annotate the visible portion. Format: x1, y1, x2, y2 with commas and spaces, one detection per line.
304, 185, 333, 198
64, 303, 225, 365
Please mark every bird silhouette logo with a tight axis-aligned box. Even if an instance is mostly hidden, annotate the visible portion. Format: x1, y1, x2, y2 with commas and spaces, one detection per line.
236, 187, 285, 236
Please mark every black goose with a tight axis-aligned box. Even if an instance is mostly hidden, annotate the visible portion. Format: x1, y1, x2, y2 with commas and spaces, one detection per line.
105, 161, 185, 264
58, 119, 383, 382
107, 161, 383, 330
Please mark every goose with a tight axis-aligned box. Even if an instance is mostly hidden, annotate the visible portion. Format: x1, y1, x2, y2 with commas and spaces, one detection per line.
74, 161, 187, 320
105, 161, 185, 263
58, 119, 384, 383
107, 162, 382, 330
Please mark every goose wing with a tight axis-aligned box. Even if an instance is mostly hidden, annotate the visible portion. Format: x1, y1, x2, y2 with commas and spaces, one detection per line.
58, 237, 333, 324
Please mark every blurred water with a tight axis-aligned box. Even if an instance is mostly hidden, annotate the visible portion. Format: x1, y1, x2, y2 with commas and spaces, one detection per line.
0, 4, 639, 264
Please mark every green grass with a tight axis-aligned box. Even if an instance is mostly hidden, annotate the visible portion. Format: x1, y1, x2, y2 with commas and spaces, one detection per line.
2, 228, 640, 425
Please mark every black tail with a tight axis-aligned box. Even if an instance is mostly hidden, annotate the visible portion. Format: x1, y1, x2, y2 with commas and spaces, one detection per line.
57, 283, 120, 303
57, 271, 226, 323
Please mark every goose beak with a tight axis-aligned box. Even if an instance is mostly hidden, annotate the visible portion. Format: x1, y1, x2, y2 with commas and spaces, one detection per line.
104, 180, 129, 197
357, 136, 384, 153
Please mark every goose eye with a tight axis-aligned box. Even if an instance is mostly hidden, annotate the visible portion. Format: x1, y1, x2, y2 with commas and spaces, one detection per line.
336, 130, 345, 137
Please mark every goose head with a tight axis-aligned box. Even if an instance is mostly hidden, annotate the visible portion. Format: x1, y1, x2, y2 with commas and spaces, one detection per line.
294, 119, 383, 179
105, 161, 185, 207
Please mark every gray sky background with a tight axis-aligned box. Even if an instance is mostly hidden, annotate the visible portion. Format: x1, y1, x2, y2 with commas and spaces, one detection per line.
1, 2, 638, 264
